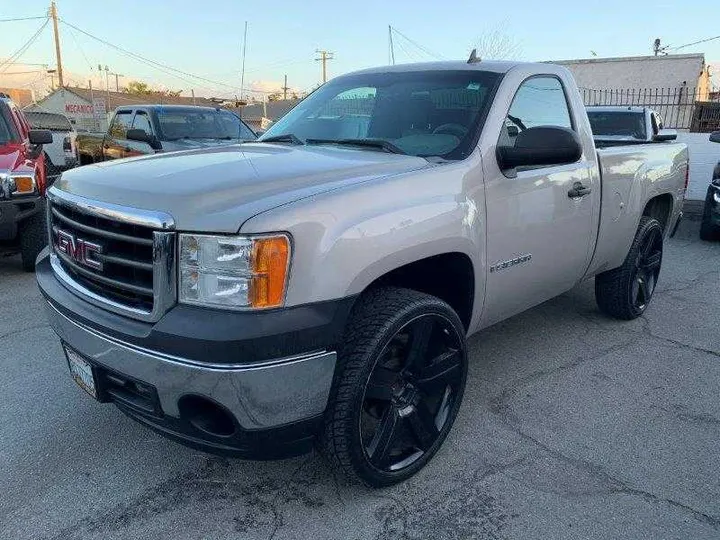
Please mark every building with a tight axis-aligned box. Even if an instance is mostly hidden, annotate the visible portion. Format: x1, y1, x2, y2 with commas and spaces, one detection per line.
555, 53, 710, 97
26, 86, 220, 132
554, 54, 712, 129
0, 87, 33, 108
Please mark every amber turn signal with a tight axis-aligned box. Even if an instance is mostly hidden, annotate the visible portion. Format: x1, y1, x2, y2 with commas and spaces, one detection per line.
13, 176, 35, 194
250, 235, 290, 308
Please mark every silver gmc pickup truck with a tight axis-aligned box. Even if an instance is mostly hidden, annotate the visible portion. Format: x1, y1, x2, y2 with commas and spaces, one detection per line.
36, 59, 688, 487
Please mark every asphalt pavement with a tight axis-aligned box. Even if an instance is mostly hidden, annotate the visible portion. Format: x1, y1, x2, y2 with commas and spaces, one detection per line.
1, 219, 718, 540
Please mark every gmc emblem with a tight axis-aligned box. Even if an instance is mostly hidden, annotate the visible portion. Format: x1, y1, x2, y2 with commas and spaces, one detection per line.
55, 229, 104, 271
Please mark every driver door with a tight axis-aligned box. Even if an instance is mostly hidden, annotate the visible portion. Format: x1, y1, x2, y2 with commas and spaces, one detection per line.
481, 76, 597, 327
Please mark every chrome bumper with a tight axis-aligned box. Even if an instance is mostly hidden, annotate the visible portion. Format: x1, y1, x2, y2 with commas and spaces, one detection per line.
45, 301, 337, 429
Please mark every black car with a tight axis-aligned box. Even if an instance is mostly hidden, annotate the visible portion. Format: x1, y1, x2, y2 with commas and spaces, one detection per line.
700, 131, 720, 241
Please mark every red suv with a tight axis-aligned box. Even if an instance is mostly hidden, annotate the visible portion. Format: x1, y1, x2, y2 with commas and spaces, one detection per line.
0, 94, 53, 270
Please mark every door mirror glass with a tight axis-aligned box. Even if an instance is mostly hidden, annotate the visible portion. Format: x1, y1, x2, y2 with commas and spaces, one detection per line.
710, 131, 720, 143
28, 129, 53, 145
653, 129, 677, 142
126, 128, 162, 150
497, 126, 582, 170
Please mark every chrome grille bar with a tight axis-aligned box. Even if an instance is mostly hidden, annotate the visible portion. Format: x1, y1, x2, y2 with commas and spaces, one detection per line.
46, 187, 176, 323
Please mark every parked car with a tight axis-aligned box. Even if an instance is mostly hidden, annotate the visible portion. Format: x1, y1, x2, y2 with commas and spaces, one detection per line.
0, 94, 53, 271
699, 131, 720, 240
76, 105, 257, 164
586, 106, 677, 146
37, 60, 687, 486
24, 111, 78, 183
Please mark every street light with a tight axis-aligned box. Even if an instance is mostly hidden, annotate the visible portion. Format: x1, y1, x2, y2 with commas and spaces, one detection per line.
47, 68, 57, 90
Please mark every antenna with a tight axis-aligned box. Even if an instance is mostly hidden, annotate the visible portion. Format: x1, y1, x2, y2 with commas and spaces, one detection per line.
467, 49, 481, 64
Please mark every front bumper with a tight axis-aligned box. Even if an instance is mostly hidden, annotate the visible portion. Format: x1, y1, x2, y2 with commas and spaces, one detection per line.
37, 251, 353, 458
0, 197, 42, 241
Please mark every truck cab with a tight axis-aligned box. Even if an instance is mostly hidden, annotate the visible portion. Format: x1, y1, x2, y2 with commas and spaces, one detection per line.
77, 105, 258, 164
586, 105, 677, 146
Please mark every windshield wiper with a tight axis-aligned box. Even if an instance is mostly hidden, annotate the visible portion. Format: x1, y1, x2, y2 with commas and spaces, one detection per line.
306, 138, 406, 155
260, 133, 305, 145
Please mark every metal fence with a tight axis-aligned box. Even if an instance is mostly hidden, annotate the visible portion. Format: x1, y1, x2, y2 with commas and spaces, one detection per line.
579, 86, 719, 131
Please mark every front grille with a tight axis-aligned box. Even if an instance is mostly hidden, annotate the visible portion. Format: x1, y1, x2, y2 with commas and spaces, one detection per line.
47, 190, 176, 321
50, 200, 156, 311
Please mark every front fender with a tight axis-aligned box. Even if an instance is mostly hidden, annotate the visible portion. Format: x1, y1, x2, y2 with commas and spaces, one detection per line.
240, 162, 486, 328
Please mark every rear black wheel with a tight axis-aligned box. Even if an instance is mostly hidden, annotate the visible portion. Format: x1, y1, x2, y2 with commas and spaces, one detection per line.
321, 287, 467, 487
595, 216, 663, 320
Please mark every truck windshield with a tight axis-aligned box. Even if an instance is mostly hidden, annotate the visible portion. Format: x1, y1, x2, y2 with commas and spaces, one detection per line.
154, 108, 256, 141
260, 70, 501, 160
587, 111, 647, 140
25, 112, 72, 132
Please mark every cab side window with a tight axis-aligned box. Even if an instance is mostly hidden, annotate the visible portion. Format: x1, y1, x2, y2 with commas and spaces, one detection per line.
109, 111, 133, 139
499, 77, 572, 148
132, 111, 153, 135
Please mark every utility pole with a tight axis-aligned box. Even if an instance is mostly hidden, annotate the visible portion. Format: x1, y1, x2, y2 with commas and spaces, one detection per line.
112, 72, 123, 92
315, 50, 334, 84
49, 1, 64, 87
282, 74, 289, 100
389, 26, 395, 65
191, 89, 196, 105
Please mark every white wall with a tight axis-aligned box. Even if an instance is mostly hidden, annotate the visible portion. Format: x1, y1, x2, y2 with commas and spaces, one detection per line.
678, 132, 719, 200
30, 89, 105, 132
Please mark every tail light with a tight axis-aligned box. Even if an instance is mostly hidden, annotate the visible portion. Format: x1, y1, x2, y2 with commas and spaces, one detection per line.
63, 136, 71, 151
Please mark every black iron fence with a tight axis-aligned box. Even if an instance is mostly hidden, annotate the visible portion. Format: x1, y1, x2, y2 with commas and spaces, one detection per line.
580, 86, 719, 131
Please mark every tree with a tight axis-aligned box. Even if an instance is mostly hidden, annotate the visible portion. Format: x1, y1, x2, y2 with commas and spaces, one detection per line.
472, 29, 521, 61
124, 80, 152, 95
267, 92, 283, 102
123, 80, 182, 98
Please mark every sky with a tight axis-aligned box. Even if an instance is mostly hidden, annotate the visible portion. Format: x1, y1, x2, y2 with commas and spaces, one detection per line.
1, 0, 719, 100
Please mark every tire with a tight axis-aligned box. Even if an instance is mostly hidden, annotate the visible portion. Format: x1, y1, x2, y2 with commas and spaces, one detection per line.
699, 195, 720, 241
595, 216, 663, 320
19, 201, 48, 272
320, 287, 468, 487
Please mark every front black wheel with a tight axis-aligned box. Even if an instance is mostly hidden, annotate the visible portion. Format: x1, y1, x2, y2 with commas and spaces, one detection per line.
19, 201, 48, 272
321, 287, 468, 487
595, 216, 663, 320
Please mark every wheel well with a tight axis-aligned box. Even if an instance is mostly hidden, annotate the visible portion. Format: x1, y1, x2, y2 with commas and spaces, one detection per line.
368, 253, 475, 330
79, 153, 94, 166
642, 194, 674, 232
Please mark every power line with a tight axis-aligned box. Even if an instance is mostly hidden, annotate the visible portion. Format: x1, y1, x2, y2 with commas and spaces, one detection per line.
671, 34, 720, 51
0, 15, 46, 22
0, 18, 49, 73
60, 18, 245, 93
390, 27, 445, 60
65, 23, 95, 72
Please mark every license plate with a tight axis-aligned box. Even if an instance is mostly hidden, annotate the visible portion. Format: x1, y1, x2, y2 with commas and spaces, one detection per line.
64, 346, 97, 399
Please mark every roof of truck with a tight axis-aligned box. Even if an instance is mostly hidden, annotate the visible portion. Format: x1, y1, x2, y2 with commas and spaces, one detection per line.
344, 60, 551, 76
586, 106, 648, 113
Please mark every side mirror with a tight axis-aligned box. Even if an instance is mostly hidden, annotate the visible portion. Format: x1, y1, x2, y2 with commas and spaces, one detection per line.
653, 129, 677, 142
497, 126, 582, 171
126, 129, 162, 150
710, 131, 720, 143
28, 129, 53, 145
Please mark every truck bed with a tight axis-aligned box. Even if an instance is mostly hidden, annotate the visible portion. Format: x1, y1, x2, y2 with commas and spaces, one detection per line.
587, 142, 688, 277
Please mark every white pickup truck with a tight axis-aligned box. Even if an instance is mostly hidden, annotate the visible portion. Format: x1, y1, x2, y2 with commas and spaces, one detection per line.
586, 105, 678, 146
37, 59, 688, 487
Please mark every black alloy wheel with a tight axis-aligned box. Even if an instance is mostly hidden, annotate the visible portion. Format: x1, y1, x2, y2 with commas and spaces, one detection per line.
321, 287, 468, 487
360, 313, 463, 473
630, 224, 662, 312
595, 216, 664, 320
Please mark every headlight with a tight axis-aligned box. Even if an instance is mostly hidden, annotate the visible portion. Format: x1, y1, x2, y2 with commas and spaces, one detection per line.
714, 190, 720, 204
179, 233, 290, 309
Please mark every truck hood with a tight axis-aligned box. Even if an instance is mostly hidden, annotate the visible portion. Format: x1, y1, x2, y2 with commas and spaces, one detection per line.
53, 143, 430, 232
